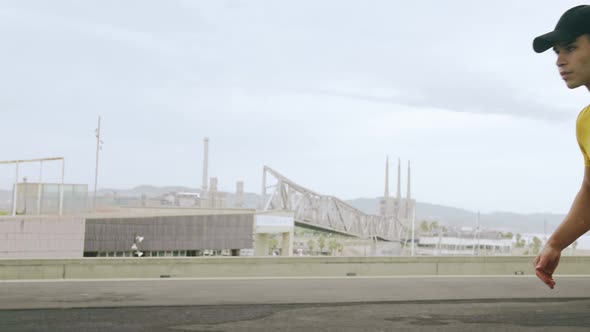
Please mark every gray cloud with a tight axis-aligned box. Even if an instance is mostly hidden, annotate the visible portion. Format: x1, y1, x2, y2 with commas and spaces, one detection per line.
0, 0, 586, 213
291, 82, 569, 122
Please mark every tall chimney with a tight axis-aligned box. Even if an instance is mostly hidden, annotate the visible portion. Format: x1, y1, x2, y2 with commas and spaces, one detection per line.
396, 158, 401, 201
236, 181, 244, 208
384, 156, 389, 198
405, 160, 412, 219
406, 160, 411, 200
380, 156, 390, 217
202, 137, 209, 192
209, 176, 218, 208
393, 158, 401, 218
210, 177, 218, 191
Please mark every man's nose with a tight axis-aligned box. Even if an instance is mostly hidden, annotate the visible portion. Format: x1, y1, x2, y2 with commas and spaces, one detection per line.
556, 54, 567, 67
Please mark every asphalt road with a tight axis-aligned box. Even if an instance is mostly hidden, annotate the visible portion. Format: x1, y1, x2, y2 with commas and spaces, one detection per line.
1, 276, 589, 331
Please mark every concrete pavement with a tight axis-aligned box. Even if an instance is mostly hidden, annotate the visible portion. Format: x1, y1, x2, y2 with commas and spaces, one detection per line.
1, 276, 590, 331
1, 275, 589, 309
2, 298, 590, 331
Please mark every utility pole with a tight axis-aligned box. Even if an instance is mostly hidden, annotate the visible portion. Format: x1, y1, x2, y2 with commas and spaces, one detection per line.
472, 211, 480, 256
12, 162, 19, 216
93, 116, 102, 212
411, 203, 416, 256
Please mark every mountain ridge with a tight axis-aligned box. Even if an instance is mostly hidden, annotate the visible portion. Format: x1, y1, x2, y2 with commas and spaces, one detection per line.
0, 186, 564, 233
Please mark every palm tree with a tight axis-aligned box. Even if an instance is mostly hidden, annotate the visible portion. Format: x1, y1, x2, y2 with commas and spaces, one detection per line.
307, 239, 315, 255
328, 239, 339, 256
318, 236, 326, 254
515, 234, 525, 248
429, 221, 439, 236
420, 220, 430, 234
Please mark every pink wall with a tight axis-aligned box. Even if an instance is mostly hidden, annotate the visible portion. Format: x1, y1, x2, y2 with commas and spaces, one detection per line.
0, 217, 85, 258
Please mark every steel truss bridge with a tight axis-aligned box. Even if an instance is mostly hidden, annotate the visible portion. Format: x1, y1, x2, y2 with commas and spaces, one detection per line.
261, 166, 406, 242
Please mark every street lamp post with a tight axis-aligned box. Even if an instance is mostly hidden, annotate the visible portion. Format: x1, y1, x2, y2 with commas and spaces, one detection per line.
93, 116, 102, 212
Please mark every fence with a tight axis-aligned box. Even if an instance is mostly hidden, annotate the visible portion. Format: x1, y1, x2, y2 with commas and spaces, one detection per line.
13, 183, 88, 215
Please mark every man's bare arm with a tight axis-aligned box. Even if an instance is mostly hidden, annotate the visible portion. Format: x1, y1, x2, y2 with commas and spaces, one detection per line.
534, 167, 590, 289
546, 167, 590, 250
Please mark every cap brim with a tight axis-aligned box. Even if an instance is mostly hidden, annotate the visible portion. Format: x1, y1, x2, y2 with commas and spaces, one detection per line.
533, 29, 576, 53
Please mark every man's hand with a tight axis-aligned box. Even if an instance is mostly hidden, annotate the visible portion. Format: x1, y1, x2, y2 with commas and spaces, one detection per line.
533, 245, 561, 289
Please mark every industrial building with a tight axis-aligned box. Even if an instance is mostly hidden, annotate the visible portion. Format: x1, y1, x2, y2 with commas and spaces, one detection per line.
0, 208, 295, 259
0, 137, 404, 259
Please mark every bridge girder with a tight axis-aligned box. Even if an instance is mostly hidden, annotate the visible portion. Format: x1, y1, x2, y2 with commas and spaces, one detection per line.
261, 166, 403, 241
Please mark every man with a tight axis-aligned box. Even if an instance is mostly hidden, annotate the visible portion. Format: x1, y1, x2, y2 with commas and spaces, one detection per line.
533, 5, 590, 289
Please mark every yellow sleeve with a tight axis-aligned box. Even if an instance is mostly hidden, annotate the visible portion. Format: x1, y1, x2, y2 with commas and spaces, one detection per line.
576, 106, 590, 167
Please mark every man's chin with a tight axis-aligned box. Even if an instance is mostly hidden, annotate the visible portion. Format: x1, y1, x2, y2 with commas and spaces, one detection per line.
566, 81, 583, 89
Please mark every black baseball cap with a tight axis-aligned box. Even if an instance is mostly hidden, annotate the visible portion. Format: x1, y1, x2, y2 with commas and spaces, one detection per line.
533, 5, 590, 53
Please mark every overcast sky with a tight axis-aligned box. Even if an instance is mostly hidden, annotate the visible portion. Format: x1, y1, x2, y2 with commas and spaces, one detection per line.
1, 1, 589, 214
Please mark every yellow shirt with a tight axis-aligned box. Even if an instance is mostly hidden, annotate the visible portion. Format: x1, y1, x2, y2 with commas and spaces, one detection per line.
577, 105, 590, 167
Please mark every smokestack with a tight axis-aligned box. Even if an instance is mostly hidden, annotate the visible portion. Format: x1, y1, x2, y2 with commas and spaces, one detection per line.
209, 176, 218, 208
396, 158, 401, 201
202, 137, 209, 191
406, 160, 411, 200
405, 161, 411, 219
236, 181, 244, 208
384, 156, 389, 198
210, 177, 218, 191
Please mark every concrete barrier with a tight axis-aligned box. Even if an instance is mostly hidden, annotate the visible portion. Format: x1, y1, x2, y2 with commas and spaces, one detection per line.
1, 256, 589, 280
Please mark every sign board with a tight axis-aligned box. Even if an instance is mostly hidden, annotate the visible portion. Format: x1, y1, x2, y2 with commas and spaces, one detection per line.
255, 214, 294, 233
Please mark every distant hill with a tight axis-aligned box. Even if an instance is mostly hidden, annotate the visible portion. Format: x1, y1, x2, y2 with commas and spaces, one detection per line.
97, 185, 196, 198
1, 185, 564, 233
346, 198, 564, 234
